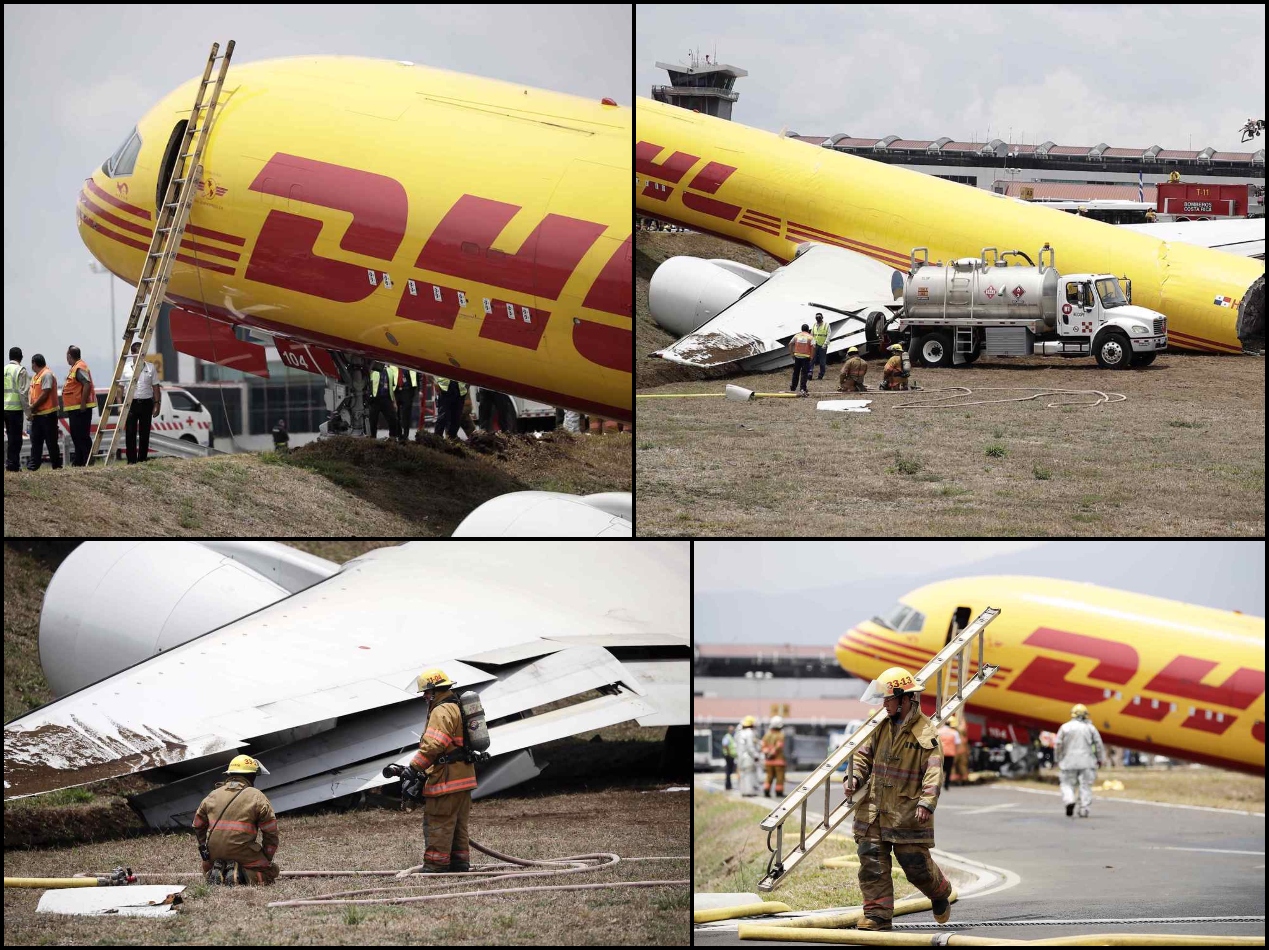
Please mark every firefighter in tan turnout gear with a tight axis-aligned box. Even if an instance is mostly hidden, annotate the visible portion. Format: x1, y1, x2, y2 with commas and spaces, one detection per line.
193, 755, 280, 885
761, 716, 787, 798
843, 667, 954, 931
407, 668, 478, 872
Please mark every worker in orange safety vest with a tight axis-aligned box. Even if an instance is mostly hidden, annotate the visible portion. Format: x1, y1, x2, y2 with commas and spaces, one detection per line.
788, 325, 816, 395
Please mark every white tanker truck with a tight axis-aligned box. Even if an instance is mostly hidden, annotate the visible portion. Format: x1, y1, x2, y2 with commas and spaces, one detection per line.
901, 244, 1168, 369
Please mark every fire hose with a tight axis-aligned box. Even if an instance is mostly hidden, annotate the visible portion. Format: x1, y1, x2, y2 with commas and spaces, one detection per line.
73, 841, 687, 908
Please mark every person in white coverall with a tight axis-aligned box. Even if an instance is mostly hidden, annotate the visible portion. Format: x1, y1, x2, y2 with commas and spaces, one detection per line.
736, 716, 760, 797
1055, 703, 1105, 818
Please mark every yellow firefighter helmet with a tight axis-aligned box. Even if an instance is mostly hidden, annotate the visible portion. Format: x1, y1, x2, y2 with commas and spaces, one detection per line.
888, 343, 904, 353
416, 668, 456, 693
861, 666, 925, 705
741, 715, 755, 728
847, 346, 860, 355
1071, 703, 1089, 720
225, 754, 270, 775
947, 715, 958, 728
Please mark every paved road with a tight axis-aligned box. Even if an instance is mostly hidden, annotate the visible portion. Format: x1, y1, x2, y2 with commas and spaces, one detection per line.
694, 773, 1265, 945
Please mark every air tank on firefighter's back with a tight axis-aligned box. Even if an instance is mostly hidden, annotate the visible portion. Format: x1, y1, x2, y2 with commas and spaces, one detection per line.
903, 246, 1061, 328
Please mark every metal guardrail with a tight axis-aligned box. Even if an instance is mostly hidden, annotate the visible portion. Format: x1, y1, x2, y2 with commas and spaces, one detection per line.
755, 606, 1001, 892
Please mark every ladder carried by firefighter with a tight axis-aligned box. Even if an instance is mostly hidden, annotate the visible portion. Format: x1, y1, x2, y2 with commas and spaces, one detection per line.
755, 606, 1001, 892
88, 41, 235, 465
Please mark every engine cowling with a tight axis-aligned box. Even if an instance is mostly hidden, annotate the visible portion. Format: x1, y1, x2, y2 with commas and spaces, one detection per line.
39, 542, 338, 696
649, 256, 767, 337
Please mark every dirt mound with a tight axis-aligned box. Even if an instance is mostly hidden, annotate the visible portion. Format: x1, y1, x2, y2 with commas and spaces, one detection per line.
4, 432, 630, 538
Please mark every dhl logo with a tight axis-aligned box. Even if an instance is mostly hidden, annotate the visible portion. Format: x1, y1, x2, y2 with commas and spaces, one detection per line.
79, 153, 631, 375
837, 625, 1265, 743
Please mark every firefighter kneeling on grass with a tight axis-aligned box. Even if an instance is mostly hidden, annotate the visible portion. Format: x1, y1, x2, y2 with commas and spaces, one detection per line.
194, 755, 280, 886
843, 667, 954, 931
407, 668, 479, 872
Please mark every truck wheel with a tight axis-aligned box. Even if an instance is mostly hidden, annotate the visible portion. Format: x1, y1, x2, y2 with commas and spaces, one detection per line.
918, 331, 953, 367
1094, 331, 1133, 369
1130, 352, 1157, 367
962, 345, 981, 365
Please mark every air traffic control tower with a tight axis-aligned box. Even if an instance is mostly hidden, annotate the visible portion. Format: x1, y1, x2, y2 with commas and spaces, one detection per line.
652, 52, 747, 120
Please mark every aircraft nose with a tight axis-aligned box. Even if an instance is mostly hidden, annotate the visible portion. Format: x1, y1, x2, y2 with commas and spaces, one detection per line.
76, 169, 152, 283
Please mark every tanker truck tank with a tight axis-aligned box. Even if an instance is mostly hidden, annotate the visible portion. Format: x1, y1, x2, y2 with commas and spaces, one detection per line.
904, 246, 1060, 327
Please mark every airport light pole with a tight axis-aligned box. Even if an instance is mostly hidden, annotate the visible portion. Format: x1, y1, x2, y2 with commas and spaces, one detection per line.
88, 261, 116, 359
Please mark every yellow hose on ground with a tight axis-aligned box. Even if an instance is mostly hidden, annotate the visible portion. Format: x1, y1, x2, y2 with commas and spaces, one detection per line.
695, 901, 792, 923
755, 891, 955, 930
4, 877, 99, 888
736, 926, 1263, 946
822, 856, 860, 868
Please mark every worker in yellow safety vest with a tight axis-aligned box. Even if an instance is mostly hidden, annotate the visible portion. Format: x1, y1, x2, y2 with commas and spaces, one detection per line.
4, 346, 31, 472
811, 313, 831, 380
26, 354, 62, 470
788, 324, 816, 396
433, 377, 468, 439
62, 345, 95, 467
368, 363, 401, 441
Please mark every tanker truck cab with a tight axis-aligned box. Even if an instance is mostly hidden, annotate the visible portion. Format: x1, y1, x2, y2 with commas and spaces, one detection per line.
901, 245, 1168, 369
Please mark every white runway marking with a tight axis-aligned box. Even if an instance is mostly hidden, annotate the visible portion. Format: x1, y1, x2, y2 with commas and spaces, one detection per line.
990, 783, 1265, 817
959, 802, 1020, 816
1146, 846, 1265, 855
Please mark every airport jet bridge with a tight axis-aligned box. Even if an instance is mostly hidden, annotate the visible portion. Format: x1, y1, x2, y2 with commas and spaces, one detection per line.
756, 606, 1001, 892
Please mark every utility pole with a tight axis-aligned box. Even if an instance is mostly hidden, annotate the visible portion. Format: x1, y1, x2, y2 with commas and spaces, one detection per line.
88, 262, 116, 362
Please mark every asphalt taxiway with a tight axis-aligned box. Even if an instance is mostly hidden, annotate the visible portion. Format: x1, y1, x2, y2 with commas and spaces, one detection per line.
694, 773, 1265, 945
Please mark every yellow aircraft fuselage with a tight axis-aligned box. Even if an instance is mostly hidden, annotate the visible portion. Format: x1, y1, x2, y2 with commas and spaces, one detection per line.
836, 576, 1265, 775
79, 57, 631, 420
636, 97, 1263, 354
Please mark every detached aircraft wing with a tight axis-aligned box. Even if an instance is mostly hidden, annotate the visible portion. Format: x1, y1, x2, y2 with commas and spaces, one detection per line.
1122, 218, 1265, 259
4, 542, 688, 826
651, 243, 902, 371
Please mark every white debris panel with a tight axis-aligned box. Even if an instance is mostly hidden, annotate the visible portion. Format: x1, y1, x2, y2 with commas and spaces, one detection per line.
816, 400, 872, 412
36, 885, 185, 917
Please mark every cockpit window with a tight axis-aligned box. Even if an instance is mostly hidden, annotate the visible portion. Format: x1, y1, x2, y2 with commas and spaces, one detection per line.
871, 601, 926, 633
102, 127, 142, 178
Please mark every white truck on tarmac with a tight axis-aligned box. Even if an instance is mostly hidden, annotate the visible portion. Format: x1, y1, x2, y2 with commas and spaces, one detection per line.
900, 244, 1168, 369
468, 386, 556, 433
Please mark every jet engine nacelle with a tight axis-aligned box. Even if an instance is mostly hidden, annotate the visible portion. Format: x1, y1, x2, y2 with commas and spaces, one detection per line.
40, 541, 339, 696
649, 256, 769, 337
452, 491, 632, 537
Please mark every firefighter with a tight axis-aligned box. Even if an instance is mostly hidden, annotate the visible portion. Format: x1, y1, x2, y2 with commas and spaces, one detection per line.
1056, 703, 1105, 818
736, 715, 760, 797
811, 313, 831, 380
881, 344, 909, 391
838, 346, 868, 392
787, 324, 815, 395
406, 668, 478, 872
844, 666, 954, 931
193, 755, 280, 885
761, 715, 787, 798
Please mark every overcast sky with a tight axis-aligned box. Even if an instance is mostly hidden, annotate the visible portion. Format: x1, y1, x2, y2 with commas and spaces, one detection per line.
2, 4, 629, 383
636, 5, 1265, 151
695, 541, 1047, 593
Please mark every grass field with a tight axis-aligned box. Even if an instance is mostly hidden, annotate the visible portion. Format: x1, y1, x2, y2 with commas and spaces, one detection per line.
3, 787, 688, 946
693, 789, 913, 911
636, 232, 1265, 537
3, 430, 630, 537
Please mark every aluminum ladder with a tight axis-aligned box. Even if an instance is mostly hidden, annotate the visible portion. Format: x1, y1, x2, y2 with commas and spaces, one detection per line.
755, 605, 1001, 892
89, 41, 235, 465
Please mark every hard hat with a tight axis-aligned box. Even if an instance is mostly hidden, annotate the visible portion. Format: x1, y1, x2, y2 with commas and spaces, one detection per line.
861, 666, 925, 705
416, 667, 456, 693
771, 716, 784, 730
742, 715, 756, 728
889, 343, 904, 352
226, 754, 270, 775
847, 346, 859, 354
947, 715, 958, 728
1070, 703, 1089, 720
